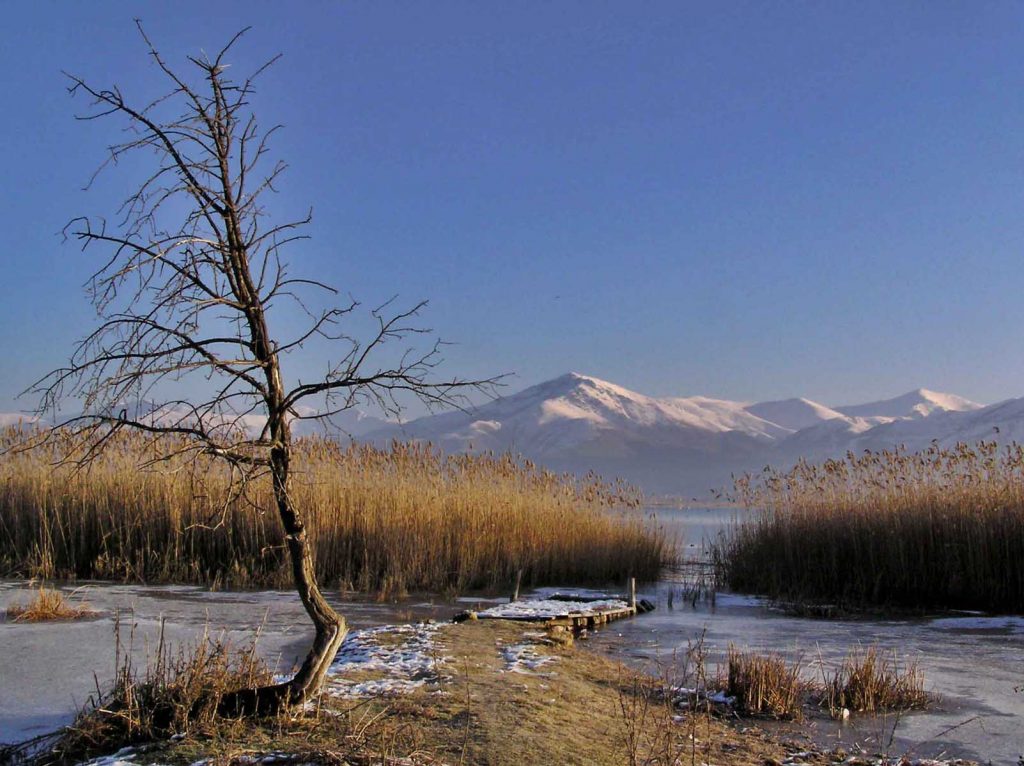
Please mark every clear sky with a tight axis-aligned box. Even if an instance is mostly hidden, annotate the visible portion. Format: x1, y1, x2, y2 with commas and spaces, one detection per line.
2, 2, 1024, 415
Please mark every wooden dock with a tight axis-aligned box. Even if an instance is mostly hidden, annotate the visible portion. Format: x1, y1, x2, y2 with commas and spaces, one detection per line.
453, 586, 654, 632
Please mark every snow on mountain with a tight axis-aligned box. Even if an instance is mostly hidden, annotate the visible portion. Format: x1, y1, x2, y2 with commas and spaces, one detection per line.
834, 388, 982, 420
744, 398, 847, 432
0, 403, 387, 440
826, 396, 1023, 455
367, 375, 1007, 497
290, 405, 389, 439
371, 372, 788, 457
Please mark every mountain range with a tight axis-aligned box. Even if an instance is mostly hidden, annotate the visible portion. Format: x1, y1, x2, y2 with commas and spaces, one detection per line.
6, 372, 1016, 498
363, 373, 1001, 497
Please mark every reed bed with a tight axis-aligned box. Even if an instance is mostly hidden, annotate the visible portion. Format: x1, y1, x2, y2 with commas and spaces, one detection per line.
0, 427, 670, 594
722, 644, 928, 722
713, 441, 1024, 611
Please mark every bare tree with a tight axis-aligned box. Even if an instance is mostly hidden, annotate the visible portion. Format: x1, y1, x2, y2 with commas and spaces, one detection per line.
29, 24, 493, 714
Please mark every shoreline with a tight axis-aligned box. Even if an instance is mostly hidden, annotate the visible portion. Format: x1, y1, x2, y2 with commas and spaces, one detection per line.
0, 574, 1013, 763
7, 608, 982, 766
62, 619, 966, 766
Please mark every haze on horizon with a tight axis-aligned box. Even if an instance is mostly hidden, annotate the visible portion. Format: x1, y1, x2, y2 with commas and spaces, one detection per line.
2, 2, 1023, 418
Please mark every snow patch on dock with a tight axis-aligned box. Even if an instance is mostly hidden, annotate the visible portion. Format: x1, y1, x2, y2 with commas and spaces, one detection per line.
477, 597, 629, 620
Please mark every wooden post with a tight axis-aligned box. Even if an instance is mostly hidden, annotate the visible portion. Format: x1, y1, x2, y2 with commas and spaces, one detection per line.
628, 577, 637, 610
510, 569, 523, 603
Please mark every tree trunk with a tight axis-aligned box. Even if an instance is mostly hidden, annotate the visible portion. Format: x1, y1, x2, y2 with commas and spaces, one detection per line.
218, 447, 347, 716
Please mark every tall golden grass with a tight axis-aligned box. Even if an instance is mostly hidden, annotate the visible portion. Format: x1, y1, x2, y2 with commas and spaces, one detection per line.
0, 427, 670, 594
725, 646, 805, 720
5, 585, 96, 622
819, 645, 928, 715
714, 441, 1024, 611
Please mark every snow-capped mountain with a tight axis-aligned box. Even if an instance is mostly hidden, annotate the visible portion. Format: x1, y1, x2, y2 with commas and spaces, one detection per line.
0, 412, 38, 428
367, 373, 1001, 497
370, 372, 786, 456
6, 373, 1013, 498
0, 402, 387, 440
833, 388, 982, 420
743, 398, 846, 432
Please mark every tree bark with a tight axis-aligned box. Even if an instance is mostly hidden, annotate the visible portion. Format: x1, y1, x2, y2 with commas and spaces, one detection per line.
218, 446, 347, 716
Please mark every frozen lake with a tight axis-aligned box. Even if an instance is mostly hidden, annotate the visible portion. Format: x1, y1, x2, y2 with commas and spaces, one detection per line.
596, 507, 1024, 764
0, 506, 1021, 763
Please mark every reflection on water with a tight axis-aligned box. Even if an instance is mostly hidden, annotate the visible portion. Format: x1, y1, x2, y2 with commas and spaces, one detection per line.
1, 506, 1021, 763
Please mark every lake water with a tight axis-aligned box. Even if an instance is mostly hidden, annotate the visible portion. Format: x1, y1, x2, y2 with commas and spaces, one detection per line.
0, 506, 1020, 763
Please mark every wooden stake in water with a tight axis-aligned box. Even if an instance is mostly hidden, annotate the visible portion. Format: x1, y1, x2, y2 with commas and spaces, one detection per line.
629, 577, 637, 610
510, 569, 523, 603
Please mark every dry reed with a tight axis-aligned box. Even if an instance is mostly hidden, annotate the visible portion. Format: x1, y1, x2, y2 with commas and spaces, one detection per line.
724, 646, 805, 720
45, 622, 272, 765
5, 586, 95, 622
713, 441, 1024, 611
819, 645, 929, 715
0, 427, 670, 594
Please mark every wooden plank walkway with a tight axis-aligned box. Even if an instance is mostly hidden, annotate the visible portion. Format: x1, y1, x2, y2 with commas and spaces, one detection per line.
453, 589, 654, 632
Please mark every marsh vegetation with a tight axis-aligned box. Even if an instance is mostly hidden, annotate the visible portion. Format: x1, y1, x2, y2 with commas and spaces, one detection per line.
0, 428, 669, 596
723, 644, 929, 722
714, 441, 1024, 611
3, 585, 95, 623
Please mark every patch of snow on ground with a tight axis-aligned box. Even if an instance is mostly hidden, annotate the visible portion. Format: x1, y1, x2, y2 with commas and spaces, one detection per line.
74, 748, 144, 766
783, 757, 974, 766
497, 641, 557, 674
479, 597, 629, 620
325, 622, 446, 698
671, 686, 736, 708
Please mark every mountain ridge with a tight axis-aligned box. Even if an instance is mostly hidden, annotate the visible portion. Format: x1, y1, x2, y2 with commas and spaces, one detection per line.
5, 373, 1008, 498
365, 373, 998, 496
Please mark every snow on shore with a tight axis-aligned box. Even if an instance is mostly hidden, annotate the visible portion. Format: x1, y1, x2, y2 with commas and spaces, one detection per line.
324, 622, 446, 698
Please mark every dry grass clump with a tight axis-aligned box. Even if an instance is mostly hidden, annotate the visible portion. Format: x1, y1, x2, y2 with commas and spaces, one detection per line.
724, 646, 805, 720
714, 440, 1024, 611
722, 644, 929, 723
820, 645, 929, 715
5, 586, 95, 622
0, 427, 671, 594
46, 626, 272, 766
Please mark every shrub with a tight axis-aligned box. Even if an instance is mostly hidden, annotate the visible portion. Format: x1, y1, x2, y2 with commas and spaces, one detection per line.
820, 645, 929, 715
5, 586, 94, 622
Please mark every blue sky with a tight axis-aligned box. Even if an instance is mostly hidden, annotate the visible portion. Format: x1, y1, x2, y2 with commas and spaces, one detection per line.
2, 2, 1024, 415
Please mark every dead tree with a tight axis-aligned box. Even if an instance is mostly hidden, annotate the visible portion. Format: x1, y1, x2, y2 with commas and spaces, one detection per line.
29, 25, 492, 713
